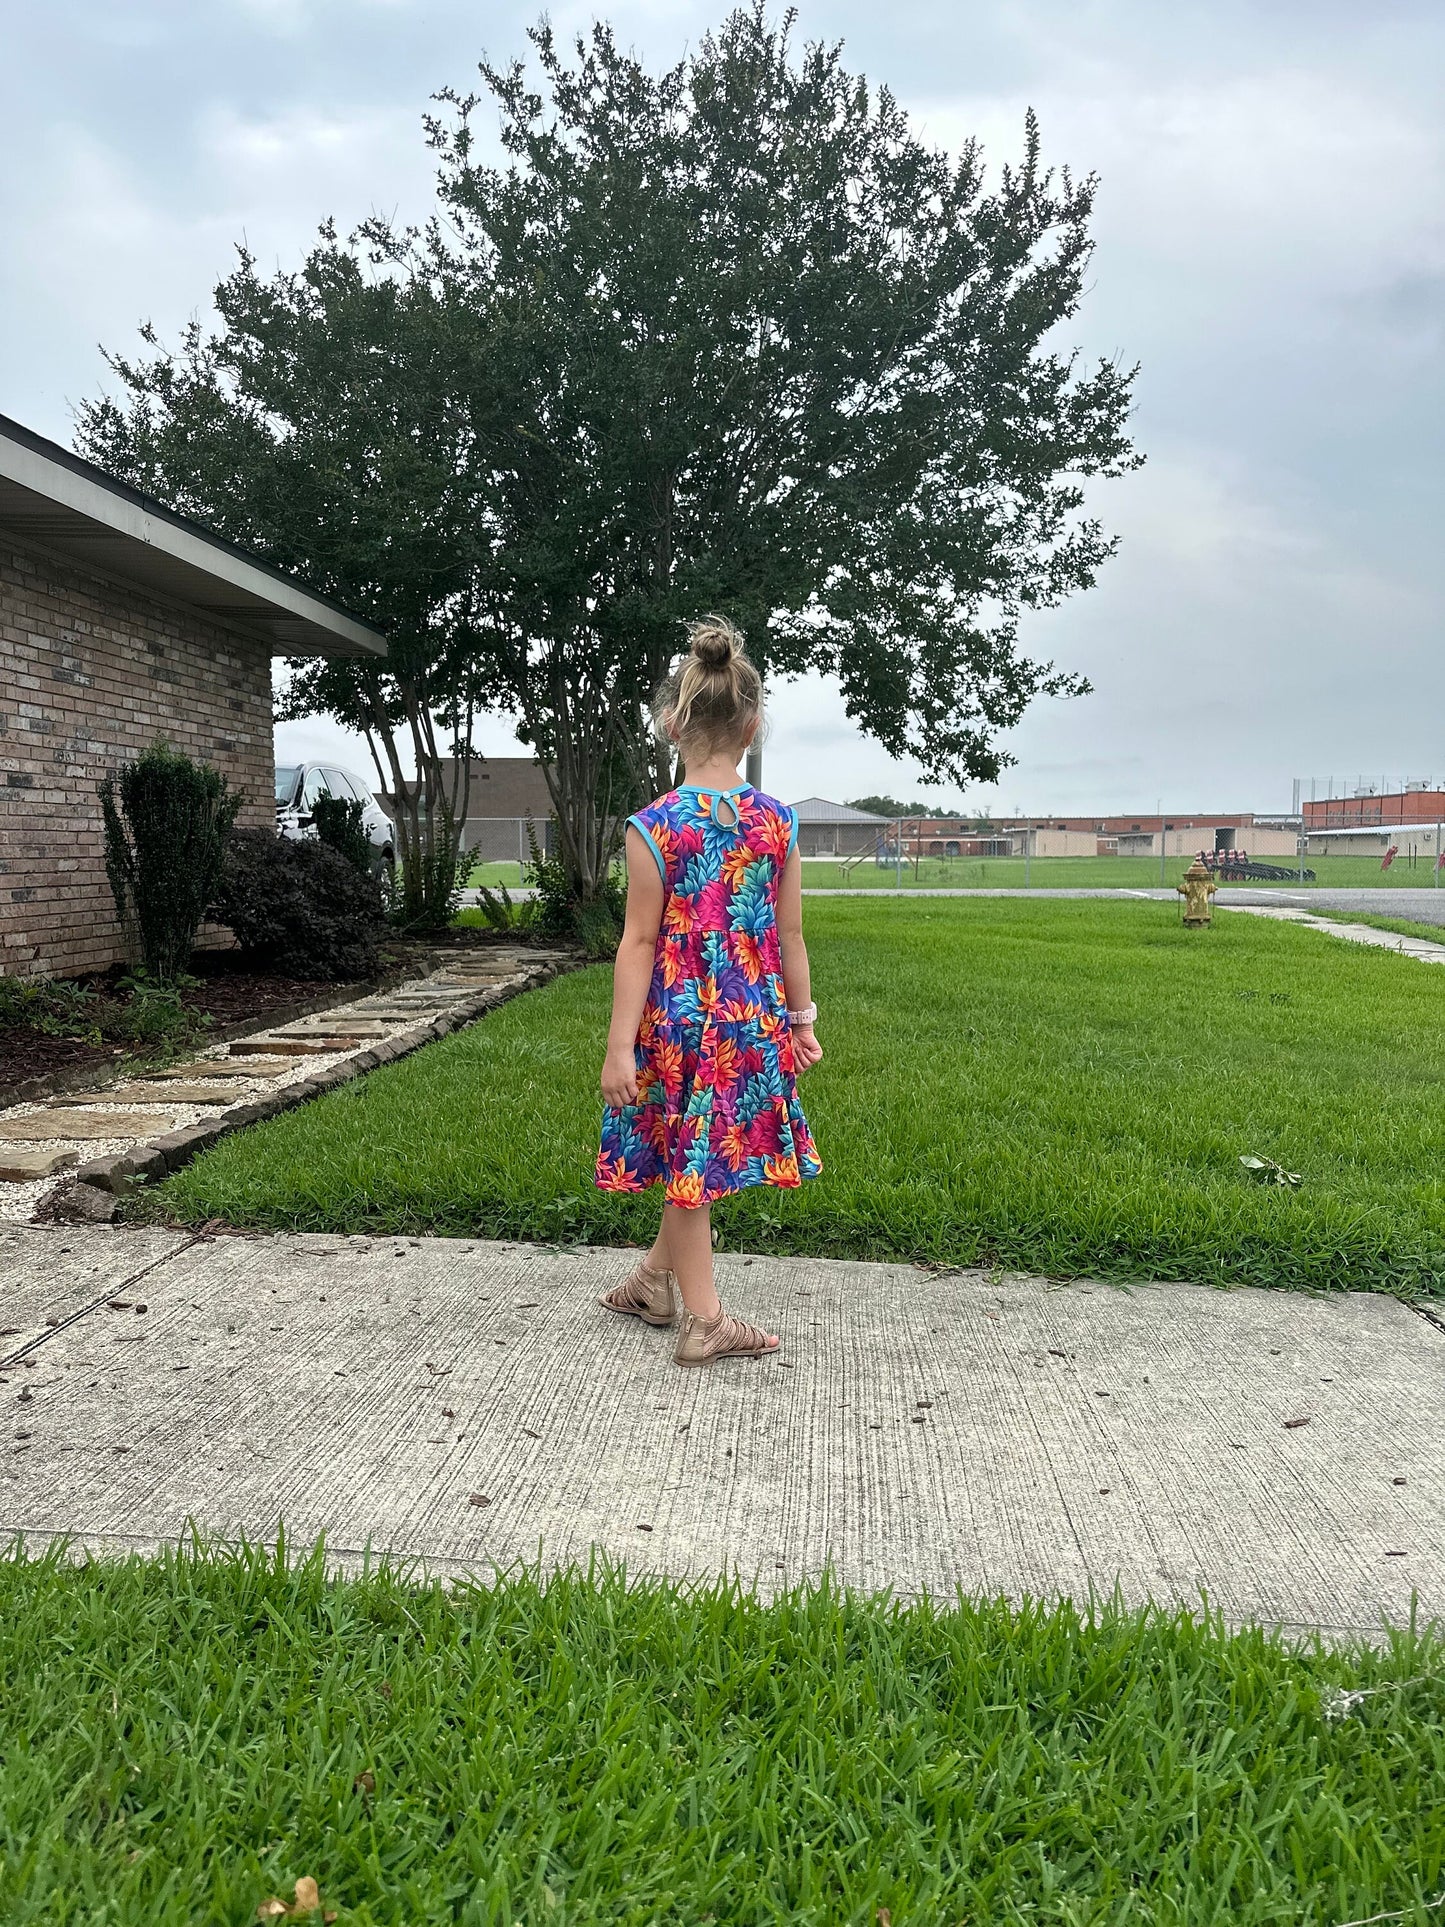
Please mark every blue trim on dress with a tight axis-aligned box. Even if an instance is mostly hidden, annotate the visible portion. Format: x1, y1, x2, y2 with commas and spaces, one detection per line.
626, 813, 667, 881
787, 806, 799, 857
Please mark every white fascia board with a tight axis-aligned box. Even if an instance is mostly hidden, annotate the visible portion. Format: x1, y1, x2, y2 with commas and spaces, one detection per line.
0, 433, 386, 658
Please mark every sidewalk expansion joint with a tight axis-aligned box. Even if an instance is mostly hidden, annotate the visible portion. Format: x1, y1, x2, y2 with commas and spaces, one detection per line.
0, 1230, 209, 1369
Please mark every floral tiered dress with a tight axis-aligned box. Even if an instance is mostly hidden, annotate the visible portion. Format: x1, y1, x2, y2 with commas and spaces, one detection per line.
595, 783, 823, 1207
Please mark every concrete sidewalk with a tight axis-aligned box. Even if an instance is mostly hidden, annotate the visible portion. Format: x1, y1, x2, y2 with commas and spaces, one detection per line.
1, 1224, 1440, 1641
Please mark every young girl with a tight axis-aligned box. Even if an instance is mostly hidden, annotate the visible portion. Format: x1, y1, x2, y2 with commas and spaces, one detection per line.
595, 616, 823, 1366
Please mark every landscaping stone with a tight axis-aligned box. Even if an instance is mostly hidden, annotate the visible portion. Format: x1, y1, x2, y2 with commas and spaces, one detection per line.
41, 1182, 119, 1224
83, 1083, 242, 1106
149, 1123, 231, 1173
0, 1109, 180, 1142
0, 1148, 79, 1182
228, 1038, 338, 1057
285, 1021, 391, 1036
72, 1145, 170, 1192
144, 1063, 287, 1080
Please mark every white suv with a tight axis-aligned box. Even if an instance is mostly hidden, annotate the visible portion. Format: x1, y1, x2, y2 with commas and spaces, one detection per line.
274, 762, 394, 870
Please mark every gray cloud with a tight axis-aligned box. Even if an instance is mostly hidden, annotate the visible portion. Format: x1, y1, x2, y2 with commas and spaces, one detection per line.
3, 0, 1440, 813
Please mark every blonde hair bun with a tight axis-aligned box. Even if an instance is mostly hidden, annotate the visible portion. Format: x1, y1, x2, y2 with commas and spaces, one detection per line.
653, 614, 763, 758
686, 615, 741, 669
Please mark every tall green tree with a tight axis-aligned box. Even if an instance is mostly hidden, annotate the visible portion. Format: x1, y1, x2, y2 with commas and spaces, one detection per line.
77, 241, 481, 929
389, 3, 1142, 895
80, 4, 1143, 909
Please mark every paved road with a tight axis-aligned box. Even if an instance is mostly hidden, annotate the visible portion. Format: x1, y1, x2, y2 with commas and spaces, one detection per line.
2, 1225, 1439, 1642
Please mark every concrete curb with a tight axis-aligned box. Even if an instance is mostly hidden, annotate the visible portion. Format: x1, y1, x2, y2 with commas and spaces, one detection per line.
59, 957, 582, 1207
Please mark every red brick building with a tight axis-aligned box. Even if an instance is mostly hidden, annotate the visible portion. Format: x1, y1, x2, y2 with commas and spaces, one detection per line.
0, 415, 385, 980
1303, 788, 1445, 831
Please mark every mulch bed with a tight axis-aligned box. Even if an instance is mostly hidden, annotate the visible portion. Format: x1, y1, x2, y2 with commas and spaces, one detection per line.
0, 956, 342, 1108
0, 928, 548, 1109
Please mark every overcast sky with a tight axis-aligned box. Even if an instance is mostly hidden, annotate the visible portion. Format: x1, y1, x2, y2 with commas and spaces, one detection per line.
3, 0, 1441, 815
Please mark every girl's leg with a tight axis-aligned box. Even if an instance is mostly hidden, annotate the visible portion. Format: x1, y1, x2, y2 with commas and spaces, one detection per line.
662, 1203, 778, 1351
661, 1202, 720, 1319
644, 1207, 670, 1277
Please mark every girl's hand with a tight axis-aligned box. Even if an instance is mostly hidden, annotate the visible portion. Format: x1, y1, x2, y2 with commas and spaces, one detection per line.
792, 1025, 823, 1071
601, 1048, 640, 1108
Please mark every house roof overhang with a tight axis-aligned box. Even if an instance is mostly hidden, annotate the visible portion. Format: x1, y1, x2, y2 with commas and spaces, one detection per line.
0, 413, 386, 660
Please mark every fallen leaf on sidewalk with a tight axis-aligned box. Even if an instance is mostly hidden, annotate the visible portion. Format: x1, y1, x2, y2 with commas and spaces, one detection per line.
107, 1301, 132, 1312
468, 1493, 490, 1507
1284, 1417, 1311, 1429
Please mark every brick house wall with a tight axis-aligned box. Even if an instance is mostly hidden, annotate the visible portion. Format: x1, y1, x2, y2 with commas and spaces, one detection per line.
0, 533, 274, 981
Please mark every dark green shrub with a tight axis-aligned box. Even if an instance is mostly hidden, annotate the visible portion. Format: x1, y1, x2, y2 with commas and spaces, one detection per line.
98, 741, 242, 982
524, 824, 622, 955
312, 794, 373, 874
212, 829, 386, 980
574, 899, 622, 960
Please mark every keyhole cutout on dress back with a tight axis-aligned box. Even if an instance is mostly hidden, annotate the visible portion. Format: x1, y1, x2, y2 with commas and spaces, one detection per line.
714, 793, 740, 829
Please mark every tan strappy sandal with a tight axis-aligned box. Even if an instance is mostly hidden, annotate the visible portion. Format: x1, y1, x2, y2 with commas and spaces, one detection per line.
674, 1306, 778, 1367
598, 1258, 677, 1328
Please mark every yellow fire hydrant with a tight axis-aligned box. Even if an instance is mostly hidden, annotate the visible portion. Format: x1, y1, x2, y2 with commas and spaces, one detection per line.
1176, 857, 1217, 927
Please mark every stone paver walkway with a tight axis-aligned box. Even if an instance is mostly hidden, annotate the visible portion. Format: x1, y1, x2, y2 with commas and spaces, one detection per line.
2, 1225, 1440, 1641
0, 946, 572, 1222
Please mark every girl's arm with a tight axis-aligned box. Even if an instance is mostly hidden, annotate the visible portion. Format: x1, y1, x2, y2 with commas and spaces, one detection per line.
776, 846, 822, 1070
601, 827, 666, 1106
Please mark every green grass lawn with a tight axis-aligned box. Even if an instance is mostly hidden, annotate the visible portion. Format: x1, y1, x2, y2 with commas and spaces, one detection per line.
463, 853, 1445, 895
800, 853, 1444, 890
461, 858, 531, 887
153, 899, 1445, 1296
2, 1540, 1441, 1926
